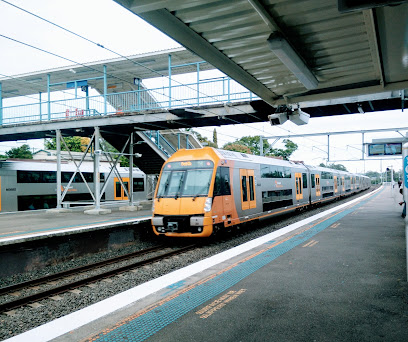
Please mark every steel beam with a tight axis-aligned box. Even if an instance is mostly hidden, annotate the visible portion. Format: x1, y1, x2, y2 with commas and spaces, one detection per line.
137, 9, 278, 105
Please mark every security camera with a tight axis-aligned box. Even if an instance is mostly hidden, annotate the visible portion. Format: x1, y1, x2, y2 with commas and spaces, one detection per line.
289, 109, 310, 125
268, 112, 288, 126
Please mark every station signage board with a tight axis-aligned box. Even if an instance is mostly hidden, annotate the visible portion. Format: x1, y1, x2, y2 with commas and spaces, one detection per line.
367, 143, 402, 156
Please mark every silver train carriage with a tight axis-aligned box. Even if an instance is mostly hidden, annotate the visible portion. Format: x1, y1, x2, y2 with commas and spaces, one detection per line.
0, 159, 147, 212
152, 147, 371, 237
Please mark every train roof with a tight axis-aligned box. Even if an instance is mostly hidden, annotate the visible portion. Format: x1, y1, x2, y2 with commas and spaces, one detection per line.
305, 164, 369, 178
215, 148, 308, 169
0, 159, 144, 174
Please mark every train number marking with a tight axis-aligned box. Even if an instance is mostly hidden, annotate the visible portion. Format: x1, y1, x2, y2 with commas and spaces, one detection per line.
195, 289, 247, 319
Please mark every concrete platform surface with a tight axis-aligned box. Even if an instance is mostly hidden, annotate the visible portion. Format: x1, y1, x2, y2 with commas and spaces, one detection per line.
5, 187, 408, 342
0, 204, 152, 246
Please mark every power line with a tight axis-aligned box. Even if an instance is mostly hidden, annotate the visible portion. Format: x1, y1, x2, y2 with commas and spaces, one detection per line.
0, 2, 275, 135
0, 2, 324, 147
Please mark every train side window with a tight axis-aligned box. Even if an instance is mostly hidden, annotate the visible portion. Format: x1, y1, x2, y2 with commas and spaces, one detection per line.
242, 176, 248, 202
302, 173, 307, 188
115, 181, 122, 197
133, 178, 144, 192
214, 167, 231, 197
249, 176, 255, 201
221, 167, 231, 195
214, 168, 222, 196
311, 174, 315, 188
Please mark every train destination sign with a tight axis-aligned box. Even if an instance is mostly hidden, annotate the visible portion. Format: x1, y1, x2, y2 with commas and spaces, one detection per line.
368, 143, 402, 156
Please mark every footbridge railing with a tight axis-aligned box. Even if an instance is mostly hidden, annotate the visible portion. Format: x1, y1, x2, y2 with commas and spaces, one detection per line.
0, 76, 258, 125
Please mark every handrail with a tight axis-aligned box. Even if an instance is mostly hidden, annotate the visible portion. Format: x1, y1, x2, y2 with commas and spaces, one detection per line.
0, 77, 258, 126
141, 131, 178, 157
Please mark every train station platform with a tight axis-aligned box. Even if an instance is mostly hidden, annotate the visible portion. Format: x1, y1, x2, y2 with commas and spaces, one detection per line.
5, 186, 408, 342
0, 203, 152, 246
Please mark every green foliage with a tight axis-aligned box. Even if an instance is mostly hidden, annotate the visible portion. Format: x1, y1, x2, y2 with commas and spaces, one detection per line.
222, 136, 298, 160
5, 144, 33, 159
223, 143, 252, 154
45, 136, 83, 152
226, 136, 267, 155
187, 129, 217, 148
212, 129, 218, 148
365, 171, 380, 178
321, 163, 348, 171
268, 139, 298, 160
365, 170, 381, 184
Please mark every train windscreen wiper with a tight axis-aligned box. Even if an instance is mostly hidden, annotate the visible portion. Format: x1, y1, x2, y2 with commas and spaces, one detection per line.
158, 177, 170, 201
174, 173, 185, 199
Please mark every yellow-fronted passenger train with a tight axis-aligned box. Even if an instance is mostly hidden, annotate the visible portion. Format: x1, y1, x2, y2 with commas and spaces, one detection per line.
152, 147, 370, 237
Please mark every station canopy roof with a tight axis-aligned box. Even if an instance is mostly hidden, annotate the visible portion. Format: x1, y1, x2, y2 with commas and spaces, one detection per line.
114, 0, 408, 116
0, 47, 214, 99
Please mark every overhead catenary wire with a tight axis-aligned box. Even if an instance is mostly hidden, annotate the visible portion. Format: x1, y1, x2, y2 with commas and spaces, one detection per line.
0, 1, 355, 158
0, 1, 283, 140
0, 33, 275, 148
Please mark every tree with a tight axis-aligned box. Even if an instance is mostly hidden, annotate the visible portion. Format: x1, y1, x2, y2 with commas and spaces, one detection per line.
268, 139, 298, 160
365, 171, 380, 178
222, 136, 298, 160
186, 129, 217, 148
212, 128, 218, 148
45, 136, 83, 152
320, 163, 348, 171
223, 142, 252, 154
365, 170, 381, 184
6, 144, 33, 159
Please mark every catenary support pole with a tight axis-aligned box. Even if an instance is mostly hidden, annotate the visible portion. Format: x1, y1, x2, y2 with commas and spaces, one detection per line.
129, 132, 134, 206
327, 135, 330, 162
56, 129, 62, 209
168, 54, 172, 108
94, 126, 101, 210
47, 74, 51, 120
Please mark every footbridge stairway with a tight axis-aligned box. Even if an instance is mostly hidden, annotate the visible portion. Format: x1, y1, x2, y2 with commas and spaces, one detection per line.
102, 129, 202, 175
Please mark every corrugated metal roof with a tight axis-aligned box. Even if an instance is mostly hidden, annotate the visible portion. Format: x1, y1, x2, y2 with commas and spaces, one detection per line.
116, 0, 408, 110
0, 47, 214, 99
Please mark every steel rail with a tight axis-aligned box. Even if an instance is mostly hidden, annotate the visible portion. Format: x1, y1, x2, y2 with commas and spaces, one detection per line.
0, 244, 196, 312
0, 245, 165, 296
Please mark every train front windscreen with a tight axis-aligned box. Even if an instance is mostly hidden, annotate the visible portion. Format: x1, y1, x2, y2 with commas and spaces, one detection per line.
157, 160, 214, 199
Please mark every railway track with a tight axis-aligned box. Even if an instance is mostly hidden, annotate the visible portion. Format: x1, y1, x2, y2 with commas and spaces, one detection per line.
0, 244, 197, 313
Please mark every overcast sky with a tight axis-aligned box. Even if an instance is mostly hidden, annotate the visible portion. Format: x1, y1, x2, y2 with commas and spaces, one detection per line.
0, 0, 406, 174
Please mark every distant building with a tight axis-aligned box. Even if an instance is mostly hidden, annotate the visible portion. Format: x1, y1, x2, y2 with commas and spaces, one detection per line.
33, 149, 111, 164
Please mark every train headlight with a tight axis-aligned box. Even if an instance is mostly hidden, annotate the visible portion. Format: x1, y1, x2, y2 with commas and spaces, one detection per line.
204, 197, 212, 212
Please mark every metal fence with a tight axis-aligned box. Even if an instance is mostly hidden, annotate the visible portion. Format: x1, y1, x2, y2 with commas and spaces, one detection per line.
0, 77, 258, 125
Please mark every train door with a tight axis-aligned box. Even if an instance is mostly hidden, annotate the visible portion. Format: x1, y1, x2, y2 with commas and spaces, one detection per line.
295, 172, 303, 200
114, 177, 129, 200
334, 175, 338, 193
213, 167, 233, 222
342, 177, 345, 192
240, 169, 256, 210
315, 174, 321, 197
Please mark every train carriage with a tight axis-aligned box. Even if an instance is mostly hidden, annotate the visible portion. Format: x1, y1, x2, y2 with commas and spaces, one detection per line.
0, 159, 147, 212
152, 147, 370, 238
